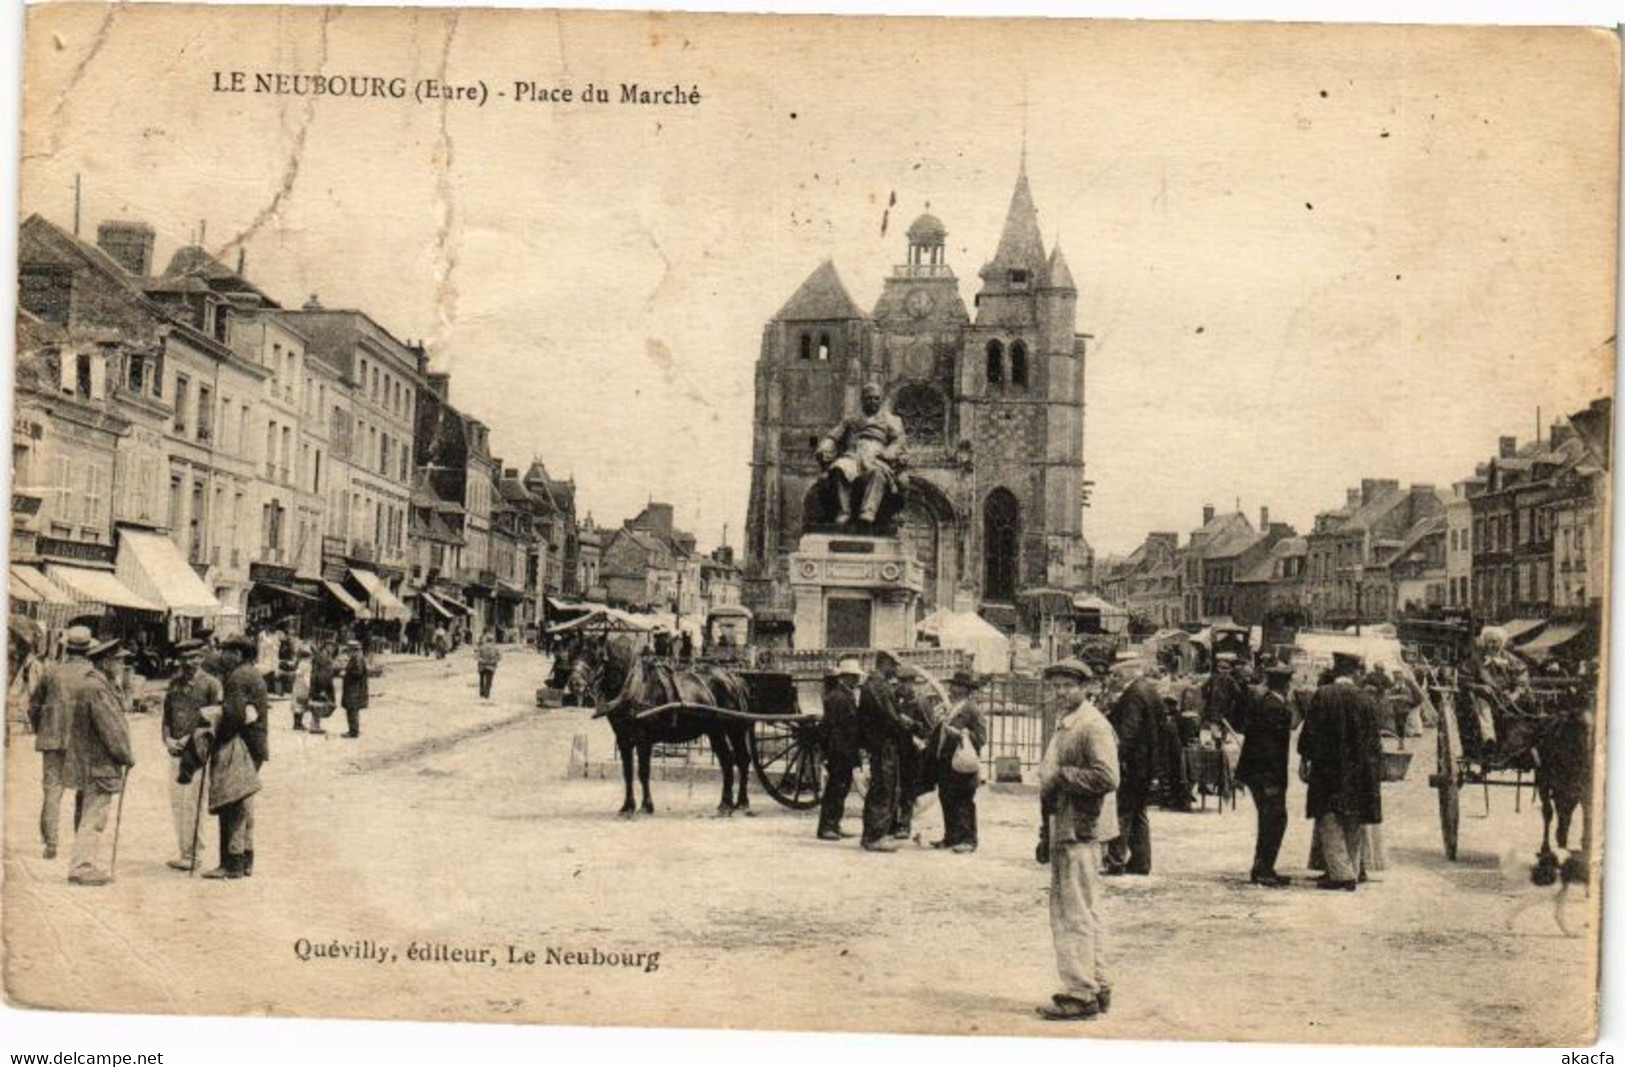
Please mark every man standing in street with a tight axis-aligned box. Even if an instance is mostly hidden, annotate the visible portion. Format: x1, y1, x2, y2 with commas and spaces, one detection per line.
64, 639, 136, 886
29, 625, 97, 860
816, 658, 865, 841
1239, 662, 1296, 887
875, 650, 933, 840
162, 640, 223, 871
341, 639, 370, 737
1036, 659, 1119, 1022
1104, 667, 1159, 876
1298, 671, 1384, 891
476, 632, 501, 700
206, 635, 269, 879
855, 652, 916, 852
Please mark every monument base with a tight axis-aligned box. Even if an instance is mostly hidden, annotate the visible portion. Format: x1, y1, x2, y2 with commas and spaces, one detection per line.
788, 532, 923, 651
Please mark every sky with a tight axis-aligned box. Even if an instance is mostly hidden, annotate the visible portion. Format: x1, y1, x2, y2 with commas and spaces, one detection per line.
16, 8, 1619, 556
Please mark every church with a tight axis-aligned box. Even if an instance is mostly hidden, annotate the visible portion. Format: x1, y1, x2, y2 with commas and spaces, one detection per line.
743, 164, 1094, 635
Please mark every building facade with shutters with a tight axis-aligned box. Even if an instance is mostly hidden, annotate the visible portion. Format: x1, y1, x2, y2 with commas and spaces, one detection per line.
743, 165, 1093, 634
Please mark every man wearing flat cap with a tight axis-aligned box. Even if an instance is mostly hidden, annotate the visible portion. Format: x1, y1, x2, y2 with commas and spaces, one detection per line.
29, 625, 98, 860
1036, 658, 1119, 1021
163, 639, 223, 871
1239, 662, 1297, 887
875, 649, 934, 840
1104, 665, 1160, 876
853, 652, 918, 852
814, 381, 907, 528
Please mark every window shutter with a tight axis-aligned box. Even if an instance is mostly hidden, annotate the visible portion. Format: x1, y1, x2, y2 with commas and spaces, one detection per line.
58, 348, 76, 393
89, 354, 107, 400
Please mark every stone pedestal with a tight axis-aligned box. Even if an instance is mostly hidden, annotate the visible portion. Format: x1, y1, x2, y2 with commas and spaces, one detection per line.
788, 532, 922, 650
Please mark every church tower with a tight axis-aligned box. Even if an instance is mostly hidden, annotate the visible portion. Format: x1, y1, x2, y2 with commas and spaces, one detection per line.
743, 160, 1092, 636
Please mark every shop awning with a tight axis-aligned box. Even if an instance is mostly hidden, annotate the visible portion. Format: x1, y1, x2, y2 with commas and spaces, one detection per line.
116, 530, 222, 617
322, 580, 369, 617
1518, 622, 1590, 661
348, 568, 412, 622
11, 565, 75, 605
1501, 618, 1548, 645
46, 564, 163, 612
435, 592, 471, 615
420, 591, 455, 619
253, 580, 320, 602
495, 580, 526, 600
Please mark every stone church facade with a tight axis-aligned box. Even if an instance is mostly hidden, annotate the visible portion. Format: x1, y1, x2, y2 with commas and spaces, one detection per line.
743, 166, 1093, 631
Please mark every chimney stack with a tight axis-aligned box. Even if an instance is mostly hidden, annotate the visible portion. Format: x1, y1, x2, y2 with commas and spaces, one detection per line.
1346, 488, 1361, 509
236, 247, 246, 276
1202, 504, 1215, 525
426, 372, 450, 400
1259, 506, 1270, 530
95, 220, 155, 276
1499, 435, 1518, 459
504, 467, 518, 479
1550, 423, 1575, 447
303, 293, 324, 311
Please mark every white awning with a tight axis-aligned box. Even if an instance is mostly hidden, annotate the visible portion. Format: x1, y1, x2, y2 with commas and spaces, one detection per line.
116, 530, 222, 617
322, 580, 369, 617
348, 568, 412, 622
45, 564, 163, 612
420, 591, 454, 619
12, 565, 75, 605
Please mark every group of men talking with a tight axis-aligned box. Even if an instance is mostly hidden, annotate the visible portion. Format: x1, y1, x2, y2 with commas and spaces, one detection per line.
29, 625, 271, 884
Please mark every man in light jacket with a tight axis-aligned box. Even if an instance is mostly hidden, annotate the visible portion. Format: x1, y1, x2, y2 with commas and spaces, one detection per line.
64, 639, 136, 885
1036, 658, 1119, 1022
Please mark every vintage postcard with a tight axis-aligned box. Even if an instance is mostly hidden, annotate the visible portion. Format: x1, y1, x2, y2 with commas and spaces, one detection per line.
3, 4, 1617, 1047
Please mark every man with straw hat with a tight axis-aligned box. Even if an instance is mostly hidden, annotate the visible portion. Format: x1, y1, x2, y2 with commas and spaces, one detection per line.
28, 624, 96, 860
64, 638, 136, 885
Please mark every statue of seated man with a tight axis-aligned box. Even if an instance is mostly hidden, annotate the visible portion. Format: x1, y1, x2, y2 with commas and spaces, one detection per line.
814, 382, 908, 528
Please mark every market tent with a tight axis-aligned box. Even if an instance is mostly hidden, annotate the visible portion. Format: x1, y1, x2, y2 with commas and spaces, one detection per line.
1072, 593, 1129, 634
917, 609, 1012, 673
547, 607, 658, 635
1292, 630, 1407, 674
116, 530, 222, 617
1500, 618, 1548, 645
46, 564, 162, 612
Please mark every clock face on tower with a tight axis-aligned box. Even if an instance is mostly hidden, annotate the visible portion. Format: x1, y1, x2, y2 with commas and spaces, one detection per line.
904, 289, 934, 319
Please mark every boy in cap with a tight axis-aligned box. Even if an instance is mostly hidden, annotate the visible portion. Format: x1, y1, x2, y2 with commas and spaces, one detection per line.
1036, 658, 1118, 1021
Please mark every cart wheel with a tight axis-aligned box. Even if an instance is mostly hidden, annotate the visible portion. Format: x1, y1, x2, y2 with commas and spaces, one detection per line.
752, 720, 824, 810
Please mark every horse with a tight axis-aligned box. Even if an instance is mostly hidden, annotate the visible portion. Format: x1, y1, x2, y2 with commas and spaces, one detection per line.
1489, 684, 1595, 888
590, 631, 755, 818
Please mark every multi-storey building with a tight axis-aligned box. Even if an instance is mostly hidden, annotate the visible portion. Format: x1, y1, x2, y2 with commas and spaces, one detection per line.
1468, 435, 1585, 623
1305, 480, 1446, 627
279, 302, 421, 629
1444, 478, 1479, 610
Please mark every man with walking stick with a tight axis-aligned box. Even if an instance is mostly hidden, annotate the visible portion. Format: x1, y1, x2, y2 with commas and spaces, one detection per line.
65, 639, 136, 886
162, 639, 222, 872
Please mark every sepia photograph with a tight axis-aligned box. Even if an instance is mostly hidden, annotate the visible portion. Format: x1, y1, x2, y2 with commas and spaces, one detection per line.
1, 1, 1618, 1051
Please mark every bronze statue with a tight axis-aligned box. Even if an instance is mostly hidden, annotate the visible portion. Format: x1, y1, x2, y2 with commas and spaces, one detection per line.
812, 382, 908, 529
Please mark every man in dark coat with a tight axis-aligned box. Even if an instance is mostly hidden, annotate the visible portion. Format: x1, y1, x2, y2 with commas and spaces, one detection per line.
341, 639, 370, 738
816, 658, 866, 841
931, 669, 988, 853
1201, 654, 1248, 733
877, 650, 933, 840
854, 653, 917, 852
65, 640, 136, 885
1239, 663, 1296, 887
1104, 673, 1160, 875
205, 636, 269, 879
29, 624, 97, 860
1297, 677, 1384, 891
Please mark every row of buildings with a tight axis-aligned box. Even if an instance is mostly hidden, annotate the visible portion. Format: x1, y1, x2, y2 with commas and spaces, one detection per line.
1097, 398, 1611, 644
11, 211, 609, 648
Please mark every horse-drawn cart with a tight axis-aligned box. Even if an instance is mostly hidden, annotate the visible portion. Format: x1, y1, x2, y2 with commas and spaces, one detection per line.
1430, 676, 1593, 863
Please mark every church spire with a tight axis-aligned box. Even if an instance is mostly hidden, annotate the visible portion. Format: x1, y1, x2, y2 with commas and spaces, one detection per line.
981, 165, 1047, 283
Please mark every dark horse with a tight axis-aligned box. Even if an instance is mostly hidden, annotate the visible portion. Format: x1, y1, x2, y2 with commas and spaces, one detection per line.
591, 632, 755, 817
1491, 684, 1595, 887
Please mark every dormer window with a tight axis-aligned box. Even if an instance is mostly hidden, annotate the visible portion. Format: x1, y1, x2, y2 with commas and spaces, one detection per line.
1009, 269, 1029, 288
